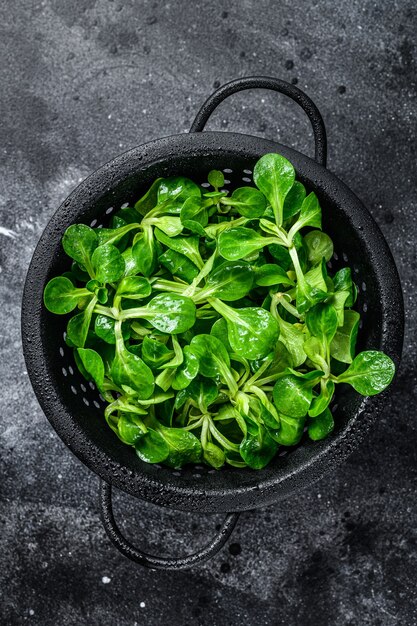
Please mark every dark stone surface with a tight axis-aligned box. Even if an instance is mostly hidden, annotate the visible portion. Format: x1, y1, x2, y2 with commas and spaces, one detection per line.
1, 1, 416, 624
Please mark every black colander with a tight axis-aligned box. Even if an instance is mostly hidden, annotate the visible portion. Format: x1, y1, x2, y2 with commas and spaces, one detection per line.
22, 77, 404, 570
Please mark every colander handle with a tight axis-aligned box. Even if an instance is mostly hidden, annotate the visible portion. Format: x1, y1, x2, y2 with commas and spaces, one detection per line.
99, 480, 239, 570
190, 76, 327, 166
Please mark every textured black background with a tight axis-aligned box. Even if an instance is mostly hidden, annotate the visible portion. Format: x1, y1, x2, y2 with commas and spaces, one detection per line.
1, 1, 416, 625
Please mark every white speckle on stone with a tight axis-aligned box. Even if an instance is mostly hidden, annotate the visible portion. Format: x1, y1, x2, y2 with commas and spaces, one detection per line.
102, 576, 111, 584
140, 602, 146, 608
108, 114, 112, 119
29, 609, 34, 616
57, 473, 62, 479
0, 226, 18, 239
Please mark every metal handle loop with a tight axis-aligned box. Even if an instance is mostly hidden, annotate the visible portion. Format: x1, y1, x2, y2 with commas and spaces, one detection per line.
190, 76, 327, 166
99, 480, 239, 570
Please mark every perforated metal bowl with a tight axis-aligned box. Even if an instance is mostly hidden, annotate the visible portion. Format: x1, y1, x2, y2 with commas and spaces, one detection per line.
22, 77, 403, 569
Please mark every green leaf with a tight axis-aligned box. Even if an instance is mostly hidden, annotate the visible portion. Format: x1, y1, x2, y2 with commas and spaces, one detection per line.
303, 335, 326, 370
289, 246, 328, 314
273, 373, 314, 418
289, 192, 322, 239
146, 215, 184, 237
190, 334, 230, 377
208, 170, 225, 189
121, 294, 196, 334
268, 243, 292, 270
210, 299, 279, 360
96, 223, 140, 248
283, 181, 306, 220
333, 267, 358, 307
330, 310, 360, 363
218, 227, 277, 261
210, 318, 233, 353
62, 224, 98, 275
253, 153, 295, 226
121, 246, 142, 277
304, 230, 334, 265
197, 260, 254, 302
94, 315, 130, 345
251, 340, 293, 377
118, 414, 145, 445
190, 334, 237, 395
179, 196, 208, 236
111, 322, 155, 398
157, 425, 202, 467
44, 276, 90, 314
157, 176, 201, 211
96, 287, 108, 304
330, 289, 350, 327
337, 350, 395, 395
91, 244, 125, 283
239, 427, 278, 469
276, 317, 307, 367
135, 429, 170, 463
308, 407, 334, 441
172, 346, 199, 390
159, 335, 183, 369
203, 441, 226, 469
76, 348, 105, 390
116, 276, 152, 300
154, 229, 204, 269
272, 414, 305, 446
174, 377, 219, 412
222, 187, 267, 218
159, 249, 200, 282
114, 206, 142, 225
308, 379, 335, 417
132, 224, 158, 277
66, 296, 97, 348
141, 336, 174, 369
304, 260, 329, 294
305, 302, 338, 345
254, 264, 294, 287
134, 178, 163, 216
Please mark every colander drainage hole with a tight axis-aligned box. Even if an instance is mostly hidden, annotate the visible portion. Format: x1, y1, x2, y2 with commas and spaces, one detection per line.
70, 385, 77, 395
62, 367, 67, 377
223, 168, 233, 173
68, 365, 74, 375
105, 206, 114, 215
201, 182, 210, 188
59, 347, 64, 357
90, 219, 98, 227
80, 383, 87, 393
243, 169, 252, 175
121, 202, 129, 209
242, 177, 251, 183
83, 398, 90, 406
93, 401, 101, 409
